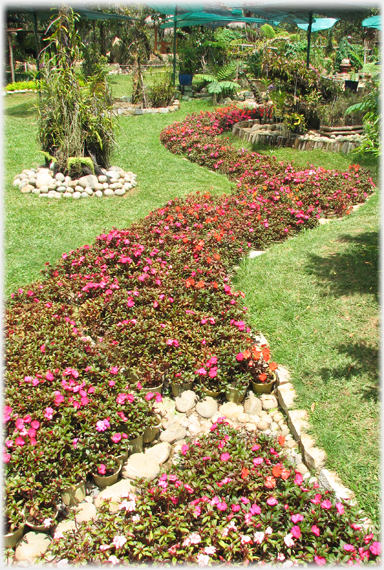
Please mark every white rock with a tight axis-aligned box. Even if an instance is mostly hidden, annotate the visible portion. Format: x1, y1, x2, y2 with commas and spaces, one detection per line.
175, 390, 197, 413
196, 397, 218, 418
95, 190, 103, 198
55, 520, 76, 534
145, 442, 171, 464
40, 185, 49, 193
260, 394, 278, 410
237, 412, 250, 423
55, 172, 65, 182
122, 453, 160, 481
81, 191, 89, 198
115, 188, 126, 196
95, 479, 135, 512
160, 422, 187, 443
15, 532, 51, 562
243, 393, 262, 416
75, 185, 83, 192
318, 468, 354, 501
84, 187, 93, 196
104, 189, 114, 197
78, 175, 98, 189
219, 402, 243, 419
98, 175, 107, 183
72, 192, 81, 199
74, 502, 97, 523
277, 383, 297, 412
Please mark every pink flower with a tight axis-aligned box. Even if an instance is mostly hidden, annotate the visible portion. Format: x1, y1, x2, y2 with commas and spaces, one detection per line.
98, 464, 106, 475
112, 535, 127, 549
112, 433, 121, 443
291, 526, 301, 539
267, 497, 278, 506
250, 504, 261, 515
31, 420, 40, 430
344, 544, 355, 552
127, 298, 135, 307
311, 493, 322, 505
15, 437, 25, 446
208, 367, 218, 378
28, 428, 36, 438
236, 352, 244, 361
311, 525, 320, 537
321, 499, 332, 510
240, 535, 252, 545
108, 380, 115, 387
291, 514, 304, 523
240, 497, 249, 504
369, 542, 381, 556
155, 393, 162, 402
314, 556, 326, 566
336, 502, 345, 515
145, 392, 154, 401
220, 452, 230, 462
40, 344, 46, 353
44, 407, 54, 420
110, 367, 119, 375
284, 533, 295, 548
253, 457, 263, 466
217, 502, 227, 511
232, 504, 241, 512
137, 382, 142, 390
294, 472, 303, 485
45, 371, 54, 381
252, 444, 260, 451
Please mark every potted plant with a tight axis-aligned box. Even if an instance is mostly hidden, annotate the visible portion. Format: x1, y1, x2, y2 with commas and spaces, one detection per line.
3, 492, 25, 549
224, 371, 250, 404
23, 497, 59, 532
240, 344, 278, 395
92, 454, 122, 488
178, 36, 201, 87
345, 71, 359, 92
143, 412, 162, 444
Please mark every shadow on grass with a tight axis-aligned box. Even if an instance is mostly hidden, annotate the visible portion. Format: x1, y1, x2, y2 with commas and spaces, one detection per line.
304, 231, 378, 301
4, 101, 37, 118
309, 341, 379, 403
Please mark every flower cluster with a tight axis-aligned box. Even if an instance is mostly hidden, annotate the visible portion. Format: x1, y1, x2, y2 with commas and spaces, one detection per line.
43, 423, 381, 566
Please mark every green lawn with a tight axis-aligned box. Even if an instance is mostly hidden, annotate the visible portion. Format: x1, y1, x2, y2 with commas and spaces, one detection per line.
4, 87, 380, 526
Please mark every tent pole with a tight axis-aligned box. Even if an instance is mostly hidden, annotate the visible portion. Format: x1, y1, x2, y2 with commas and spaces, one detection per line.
173, 7, 177, 86
306, 11, 313, 69
33, 11, 40, 74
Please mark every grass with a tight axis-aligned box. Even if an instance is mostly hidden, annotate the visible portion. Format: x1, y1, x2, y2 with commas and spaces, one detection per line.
4, 86, 380, 526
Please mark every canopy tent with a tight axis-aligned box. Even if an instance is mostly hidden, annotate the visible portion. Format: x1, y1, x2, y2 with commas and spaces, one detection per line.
296, 17, 339, 31
362, 15, 381, 29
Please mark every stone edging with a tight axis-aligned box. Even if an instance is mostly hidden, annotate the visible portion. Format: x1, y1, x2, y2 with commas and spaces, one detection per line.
114, 98, 180, 116
232, 119, 362, 155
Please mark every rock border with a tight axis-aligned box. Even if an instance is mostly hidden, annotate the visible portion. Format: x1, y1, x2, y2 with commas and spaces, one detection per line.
114, 98, 180, 116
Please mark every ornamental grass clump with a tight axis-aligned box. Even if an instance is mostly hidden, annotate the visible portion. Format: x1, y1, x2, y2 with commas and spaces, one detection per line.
42, 421, 381, 566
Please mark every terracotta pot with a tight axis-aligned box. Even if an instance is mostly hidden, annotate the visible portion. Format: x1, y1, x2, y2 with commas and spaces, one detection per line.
251, 372, 276, 394
4, 523, 24, 548
171, 381, 194, 397
143, 414, 162, 444
128, 434, 144, 454
61, 479, 86, 506
92, 460, 122, 488
225, 385, 248, 404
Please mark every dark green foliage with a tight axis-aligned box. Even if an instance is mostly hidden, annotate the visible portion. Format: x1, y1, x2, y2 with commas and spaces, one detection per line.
148, 69, 176, 108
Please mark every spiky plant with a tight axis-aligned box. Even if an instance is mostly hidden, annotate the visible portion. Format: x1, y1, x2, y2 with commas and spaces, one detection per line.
195, 62, 240, 104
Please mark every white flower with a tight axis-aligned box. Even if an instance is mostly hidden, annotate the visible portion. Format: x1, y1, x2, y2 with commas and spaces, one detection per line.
132, 514, 140, 522
204, 546, 216, 555
254, 531, 265, 544
240, 535, 252, 544
197, 553, 210, 566
100, 544, 111, 551
265, 526, 273, 535
277, 553, 286, 561
43, 518, 52, 528
56, 560, 68, 566
54, 531, 64, 540
108, 555, 119, 565
190, 532, 201, 544
284, 533, 295, 548
112, 535, 127, 549
119, 499, 136, 512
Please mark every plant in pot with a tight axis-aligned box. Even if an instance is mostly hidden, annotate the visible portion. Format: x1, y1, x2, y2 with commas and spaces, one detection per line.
23, 495, 59, 532
91, 453, 122, 488
178, 36, 201, 86
240, 344, 278, 394
224, 368, 251, 404
4, 481, 25, 548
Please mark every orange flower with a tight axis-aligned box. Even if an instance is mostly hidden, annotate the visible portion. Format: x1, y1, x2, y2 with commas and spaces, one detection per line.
278, 435, 285, 446
281, 469, 291, 480
183, 237, 189, 243
206, 257, 212, 264
242, 349, 251, 360
213, 253, 220, 260
241, 467, 249, 479
272, 464, 283, 478
264, 476, 276, 489
196, 281, 205, 289
252, 347, 261, 360
259, 373, 267, 382
212, 282, 218, 289
262, 347, 270, 362
269, 362, 278, 371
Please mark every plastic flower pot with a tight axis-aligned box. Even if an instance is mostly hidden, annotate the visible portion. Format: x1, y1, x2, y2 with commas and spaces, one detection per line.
128, 434, 144, 454
24, 504, 59, 533
61, 480, 87, 506
171, 381, 194, 397
92, 460, 122, 489
140, 383, 163, 395
225, 385, 248, 404
116, 446, 129, 463
179, 73, 193, 86
4, 523, 24, 548
251, 372, 276, 395
143, 414, 162, 444
345, 80, 358, 92
201, 383, 221, 398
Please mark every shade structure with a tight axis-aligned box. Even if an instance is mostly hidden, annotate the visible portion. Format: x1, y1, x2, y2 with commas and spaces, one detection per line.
297, 17, 339, 31
159, 11, 273, 27
362, 15, 381, 29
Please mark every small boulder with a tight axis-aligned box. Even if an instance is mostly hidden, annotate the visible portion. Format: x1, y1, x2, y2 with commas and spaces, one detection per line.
243, 393, 262, 416
160, 422, 187, 443
74, 502, 97, 524
15, 532, 51, 562
145, 442, 171, 465
175, 390, 197, 413
78, 175, 98, 189
218, 402, 243, 419
122, 453, 160, 481
95, 479, 135, 512
196, 397, 218, 419
260, 394, 278, 410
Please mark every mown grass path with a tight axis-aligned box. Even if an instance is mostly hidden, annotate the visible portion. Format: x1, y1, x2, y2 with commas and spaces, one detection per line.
4, 92, 379, 526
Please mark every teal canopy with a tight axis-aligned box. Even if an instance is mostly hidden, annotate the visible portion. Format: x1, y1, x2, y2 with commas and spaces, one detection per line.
362, 15, 381, 29
160, 11, 273, 28
297, 18, 339, 32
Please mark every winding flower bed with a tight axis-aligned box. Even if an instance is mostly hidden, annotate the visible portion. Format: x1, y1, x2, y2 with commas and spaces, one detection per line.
4, 105, 378, 560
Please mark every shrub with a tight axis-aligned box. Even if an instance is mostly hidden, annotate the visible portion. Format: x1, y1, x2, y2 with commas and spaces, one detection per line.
5, 80, 40, 91
148, 70, 175, 108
